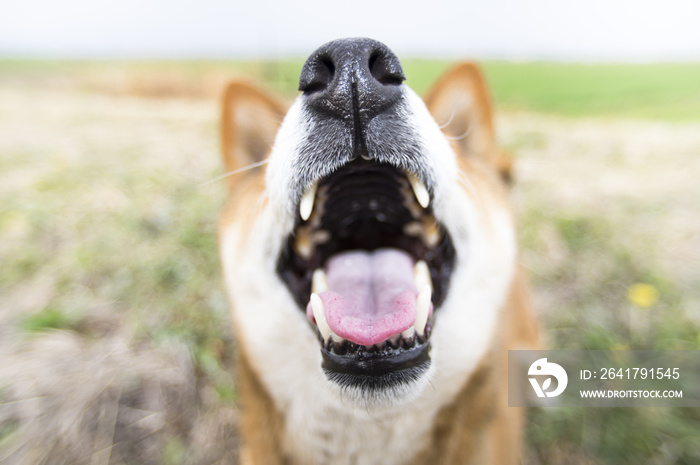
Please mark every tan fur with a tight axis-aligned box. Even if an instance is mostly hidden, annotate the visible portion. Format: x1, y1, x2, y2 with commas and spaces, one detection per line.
219, 63, 539, 464
220, 81, 286, 185
236, 344, 288, 465
425, 63, 514, 183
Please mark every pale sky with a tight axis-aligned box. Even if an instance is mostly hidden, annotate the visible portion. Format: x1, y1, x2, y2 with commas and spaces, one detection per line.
2, 0, 700, 60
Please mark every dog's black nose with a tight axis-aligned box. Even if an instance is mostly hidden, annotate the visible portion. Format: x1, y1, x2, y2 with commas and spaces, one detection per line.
299, 38, 405, 149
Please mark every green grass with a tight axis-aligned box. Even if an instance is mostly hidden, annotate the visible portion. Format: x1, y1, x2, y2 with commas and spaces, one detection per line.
517, 195, 700, 464
482, 62, 700, 120
407, 60, 700, 120
19, 306, 83, 332
1, 59, 698, 120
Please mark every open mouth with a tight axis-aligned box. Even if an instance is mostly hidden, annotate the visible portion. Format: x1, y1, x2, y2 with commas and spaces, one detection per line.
276, 159, 455, 389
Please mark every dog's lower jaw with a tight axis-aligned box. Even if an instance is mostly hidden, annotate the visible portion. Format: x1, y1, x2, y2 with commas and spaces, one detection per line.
229, 276, 527, 465
232, 290, 529, 465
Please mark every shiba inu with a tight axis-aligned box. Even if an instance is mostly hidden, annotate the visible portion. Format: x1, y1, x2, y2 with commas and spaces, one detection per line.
219, 38, 538, 464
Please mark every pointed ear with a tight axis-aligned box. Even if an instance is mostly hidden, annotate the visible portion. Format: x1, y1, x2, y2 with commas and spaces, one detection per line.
424, 63, 512, 183
220, 82, 286, 186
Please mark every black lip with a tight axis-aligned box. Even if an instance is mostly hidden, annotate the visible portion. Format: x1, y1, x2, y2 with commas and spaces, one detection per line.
321, 342, 431, 391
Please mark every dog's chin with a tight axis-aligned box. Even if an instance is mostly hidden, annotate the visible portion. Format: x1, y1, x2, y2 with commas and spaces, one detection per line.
322, 338, 432, 403
324, 357, 434, 407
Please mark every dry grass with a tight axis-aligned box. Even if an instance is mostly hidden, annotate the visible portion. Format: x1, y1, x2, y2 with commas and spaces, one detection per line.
0, 83, 239, 464
502, 113, 700, 330
1, 64, 699, 464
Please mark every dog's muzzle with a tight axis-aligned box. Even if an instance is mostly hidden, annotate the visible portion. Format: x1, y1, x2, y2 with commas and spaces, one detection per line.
276, 38, 456, 392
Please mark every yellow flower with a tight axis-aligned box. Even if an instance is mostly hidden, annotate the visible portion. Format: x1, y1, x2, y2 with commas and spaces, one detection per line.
627, 283, 659, 309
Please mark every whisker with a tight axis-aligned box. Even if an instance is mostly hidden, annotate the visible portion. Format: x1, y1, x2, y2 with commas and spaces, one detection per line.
438, 110, 456, 129
457, 167, 485, 213
445, 125, 472, 141
246, 191, 271, 243
457, 169, 476, 198
198, 158, 270, 188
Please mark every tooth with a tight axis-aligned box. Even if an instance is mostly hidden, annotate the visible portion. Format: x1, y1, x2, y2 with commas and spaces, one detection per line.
310, 293, 332, 341
312, 269, 328, 293
312, 229, 331, 244
407, 173, 430, 209
331, 333, 345, 343
415, 285, 432, 337
423, 220, 440, 247
413, 260, 433, 291
403, 221, 423, 237
293, 227, 313, 259
299, 182, 317, 221
402, 326, 415, 340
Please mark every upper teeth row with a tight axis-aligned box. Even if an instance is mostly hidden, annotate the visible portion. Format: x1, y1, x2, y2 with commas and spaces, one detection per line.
310, 260, 433, 345
299, 171, 430, 221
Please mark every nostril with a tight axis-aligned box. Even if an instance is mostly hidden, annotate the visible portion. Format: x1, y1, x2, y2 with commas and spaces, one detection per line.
299, 56, 335, 94
369, 51, 405, 86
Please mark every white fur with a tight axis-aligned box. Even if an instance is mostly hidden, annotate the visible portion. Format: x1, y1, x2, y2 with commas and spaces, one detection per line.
265, 98, 310, 223
220, 87, 516, 465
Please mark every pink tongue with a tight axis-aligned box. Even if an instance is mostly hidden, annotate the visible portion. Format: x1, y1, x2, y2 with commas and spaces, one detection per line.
311, 248, 418, 346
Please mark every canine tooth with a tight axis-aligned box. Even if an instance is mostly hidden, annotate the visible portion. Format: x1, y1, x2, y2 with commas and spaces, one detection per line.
312, 269, 329, 293
407, 173, 430, 209
331, 333, 345, 343
402, 326, 416, 340
401, 186, 424, 218
310, 293, 332, 341
299, 182, 317, 221
413, 260, 433, 291
415, 285, 432, 337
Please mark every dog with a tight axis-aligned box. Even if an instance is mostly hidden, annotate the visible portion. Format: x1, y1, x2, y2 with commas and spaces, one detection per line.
218, 38, 539, 465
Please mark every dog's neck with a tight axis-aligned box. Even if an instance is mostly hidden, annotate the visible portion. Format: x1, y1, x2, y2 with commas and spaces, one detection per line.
285, 393, 433, 465
236, 346, 432, 465
236, 344, 512, 465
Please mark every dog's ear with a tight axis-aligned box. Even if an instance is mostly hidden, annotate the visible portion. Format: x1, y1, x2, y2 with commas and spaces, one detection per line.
424, 63, 512, 184
220, 82, 286, 185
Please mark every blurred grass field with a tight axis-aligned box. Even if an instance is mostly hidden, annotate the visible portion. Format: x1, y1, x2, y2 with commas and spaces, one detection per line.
1, 59, 699, 464
3, 59, 700, 118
